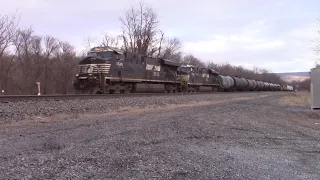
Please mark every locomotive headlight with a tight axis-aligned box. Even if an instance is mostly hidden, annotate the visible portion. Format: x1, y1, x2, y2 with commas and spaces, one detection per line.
76, 74, 79, 77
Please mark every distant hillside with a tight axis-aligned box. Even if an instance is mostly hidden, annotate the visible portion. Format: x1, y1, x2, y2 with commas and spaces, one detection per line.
276, 72, 310, 77
275, 72, 310, 82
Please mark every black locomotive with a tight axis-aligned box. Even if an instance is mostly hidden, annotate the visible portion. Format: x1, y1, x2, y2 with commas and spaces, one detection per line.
73, 46, 221, 94
72, 46, 293, 94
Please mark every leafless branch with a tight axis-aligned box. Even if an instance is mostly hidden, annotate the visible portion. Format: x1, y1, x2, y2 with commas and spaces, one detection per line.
0, 13, 19, 58
120, 2, 161, 57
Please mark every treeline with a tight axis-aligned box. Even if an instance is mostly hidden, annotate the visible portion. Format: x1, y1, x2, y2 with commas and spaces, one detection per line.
0, 3, 285, 95
0, 15, 80, 95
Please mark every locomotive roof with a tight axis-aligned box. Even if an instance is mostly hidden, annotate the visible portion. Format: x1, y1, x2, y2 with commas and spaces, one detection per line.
180, 64, 196, 68
209, 69, 219, 74
79, 56, 106, 65
161, 58, 181, 67
90, 46, 124, 55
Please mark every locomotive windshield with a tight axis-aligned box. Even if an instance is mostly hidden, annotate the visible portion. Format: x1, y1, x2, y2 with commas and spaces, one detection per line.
87, 51, 114, 58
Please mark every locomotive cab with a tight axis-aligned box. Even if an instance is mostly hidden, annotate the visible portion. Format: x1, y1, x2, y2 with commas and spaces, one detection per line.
76, 47, 124, 77
73, 47, 125, 93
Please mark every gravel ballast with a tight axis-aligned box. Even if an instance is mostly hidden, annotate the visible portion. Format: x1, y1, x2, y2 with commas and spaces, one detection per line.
0, 92, 320, 179
1, 92, 277, 124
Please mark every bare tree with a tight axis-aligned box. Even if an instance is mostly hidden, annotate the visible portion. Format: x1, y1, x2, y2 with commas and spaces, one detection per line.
120, 2, 164, 57
253, 66, 259, 74
206, 61, 218, 71
13, 28, 44, 94
42, 36, 59, 94
54, 41, 78, 94
76, 36, 95, 58
156, 30, 164, 58
159, 37, 182, 62
217, 63, 236, 76
182, 54, 205, 67
0, 13, 19, 94
100, 33, 122, 48
0, 13, 19, 58
12, 28, 79, 95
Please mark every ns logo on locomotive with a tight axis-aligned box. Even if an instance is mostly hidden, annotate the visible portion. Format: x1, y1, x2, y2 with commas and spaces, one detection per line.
72, 46, 293, 94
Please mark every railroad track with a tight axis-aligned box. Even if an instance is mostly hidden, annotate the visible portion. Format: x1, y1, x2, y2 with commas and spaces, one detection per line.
0, 91, 282, 102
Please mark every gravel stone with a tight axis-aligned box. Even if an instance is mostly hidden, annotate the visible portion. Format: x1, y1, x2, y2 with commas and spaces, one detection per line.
1, 92, 277, 124
0, 92, 320, 179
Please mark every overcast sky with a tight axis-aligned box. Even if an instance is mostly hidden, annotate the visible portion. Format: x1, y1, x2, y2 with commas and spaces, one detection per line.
2, 0, 320, 73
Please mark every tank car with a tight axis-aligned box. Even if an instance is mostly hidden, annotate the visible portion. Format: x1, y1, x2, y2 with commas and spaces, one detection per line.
73, 46, 182, 94
216, 75, 234, 92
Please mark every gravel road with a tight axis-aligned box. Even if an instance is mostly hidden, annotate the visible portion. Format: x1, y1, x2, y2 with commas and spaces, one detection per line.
0, 92, 320, 179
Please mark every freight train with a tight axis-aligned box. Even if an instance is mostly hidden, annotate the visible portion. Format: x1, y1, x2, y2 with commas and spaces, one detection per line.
72, 46, 293, 94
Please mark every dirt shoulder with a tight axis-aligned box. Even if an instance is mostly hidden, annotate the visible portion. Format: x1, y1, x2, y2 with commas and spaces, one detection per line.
0, 92, 320, 180
279, 91, 310, 107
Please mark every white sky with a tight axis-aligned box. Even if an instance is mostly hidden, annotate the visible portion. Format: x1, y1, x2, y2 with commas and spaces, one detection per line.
1, 0, 320, 72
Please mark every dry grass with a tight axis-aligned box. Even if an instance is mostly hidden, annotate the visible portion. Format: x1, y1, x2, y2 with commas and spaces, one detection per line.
280, 91, 310, 107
